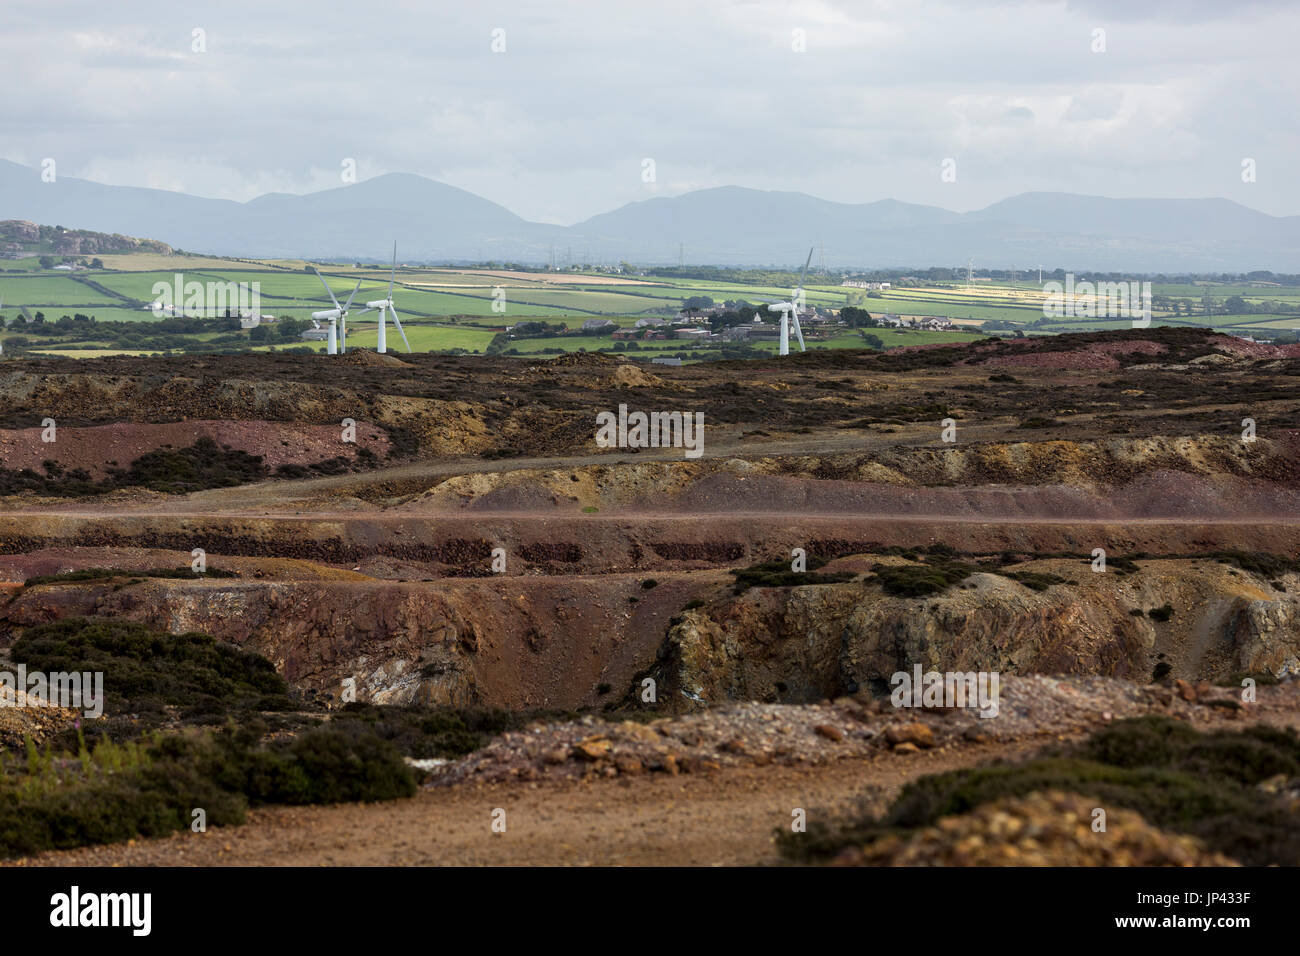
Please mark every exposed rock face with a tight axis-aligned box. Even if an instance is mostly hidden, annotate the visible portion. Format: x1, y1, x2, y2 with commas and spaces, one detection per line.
1, 579, 482, 706
1227, 598, 1300, 677
837, 574, 1150, 684
650, 560, 1300, 710
659, 576, 1149, 707
0, 220, 173, 256
0, 574, 705, 711
2, 557, 1296, 714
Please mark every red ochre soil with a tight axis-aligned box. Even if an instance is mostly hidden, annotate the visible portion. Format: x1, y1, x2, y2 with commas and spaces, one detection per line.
1, 331, 1299, 866
0, 419, 388, 477
0, 329, 1296, 709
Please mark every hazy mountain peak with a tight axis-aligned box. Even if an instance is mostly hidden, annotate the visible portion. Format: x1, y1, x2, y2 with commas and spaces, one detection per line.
0, 160, 1291, 270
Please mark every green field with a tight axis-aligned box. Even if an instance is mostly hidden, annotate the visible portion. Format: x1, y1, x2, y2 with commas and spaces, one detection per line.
317, 323, 499, 353
3, 252, 1298, 359
0, 274, 123, 306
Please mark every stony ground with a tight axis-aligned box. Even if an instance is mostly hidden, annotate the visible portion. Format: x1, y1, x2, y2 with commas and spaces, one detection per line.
832, 790, 1240, 867
0, 686, 79, 749
429, 674, 1285, 786
3, 739, 1042, 867
9, 675, 1296, 867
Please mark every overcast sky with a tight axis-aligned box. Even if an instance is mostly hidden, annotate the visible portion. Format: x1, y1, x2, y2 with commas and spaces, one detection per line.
3, 0, 1297, 224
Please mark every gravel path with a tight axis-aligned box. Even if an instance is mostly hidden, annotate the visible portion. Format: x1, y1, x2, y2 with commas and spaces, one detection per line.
4, 742, 1032, 867
9, 676, 1296, 868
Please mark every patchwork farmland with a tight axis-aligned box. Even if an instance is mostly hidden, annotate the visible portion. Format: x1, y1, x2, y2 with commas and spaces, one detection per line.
2, 252, 1296, 360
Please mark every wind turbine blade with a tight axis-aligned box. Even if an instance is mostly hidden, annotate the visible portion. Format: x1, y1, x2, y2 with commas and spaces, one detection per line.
343, 280, 362, 311
795, 247, 813, 310
314, 268, 343, 310
389, 305, 412, 352
792, 312, 806, 352
388, 242, 397, 299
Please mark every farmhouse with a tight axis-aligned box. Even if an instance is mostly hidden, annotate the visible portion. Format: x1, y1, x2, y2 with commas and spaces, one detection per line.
581, 318, 617, 332
881, 314, 953, 330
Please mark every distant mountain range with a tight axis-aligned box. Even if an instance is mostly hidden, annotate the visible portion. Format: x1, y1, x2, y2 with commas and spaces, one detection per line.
2, 159, 1296, 272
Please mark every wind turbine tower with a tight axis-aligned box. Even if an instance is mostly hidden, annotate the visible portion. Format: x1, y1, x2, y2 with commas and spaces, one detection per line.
311, 270, 362, 355
357, 243, 412, 353
767, 247, 814, 356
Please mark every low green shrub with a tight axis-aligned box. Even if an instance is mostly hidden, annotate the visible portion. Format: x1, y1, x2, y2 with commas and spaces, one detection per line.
730, 557, 854, 594
1004, 570, 1066, 591
23, 567, 237, 587
872, 560, 981, 597
778, 717, 1300, 867
1148, 603, 1174, 622
0, 721, 414, 859
12, 617, 294, 739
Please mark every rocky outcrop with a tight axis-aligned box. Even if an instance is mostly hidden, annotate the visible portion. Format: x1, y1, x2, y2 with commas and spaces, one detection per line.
1226, 598, 1300, 677
649, 559, 1300, 709
0, 573, 710, 711
657, 574, 1149, 707
3, 557, 1296, 714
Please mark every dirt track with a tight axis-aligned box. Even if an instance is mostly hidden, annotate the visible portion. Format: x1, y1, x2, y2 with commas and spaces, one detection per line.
6, 742, 1039, 867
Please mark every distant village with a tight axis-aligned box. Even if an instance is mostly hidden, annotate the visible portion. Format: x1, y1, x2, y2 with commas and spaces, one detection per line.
502, 301, 951, 348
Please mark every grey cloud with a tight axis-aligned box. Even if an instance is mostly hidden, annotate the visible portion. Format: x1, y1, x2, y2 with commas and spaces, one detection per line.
0, 0, 1294, 222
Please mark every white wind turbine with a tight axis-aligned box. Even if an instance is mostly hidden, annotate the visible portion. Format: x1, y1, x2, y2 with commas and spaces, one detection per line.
767, 247, 814, 356
356, 242, 411, 353
311, 269, 362, 355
